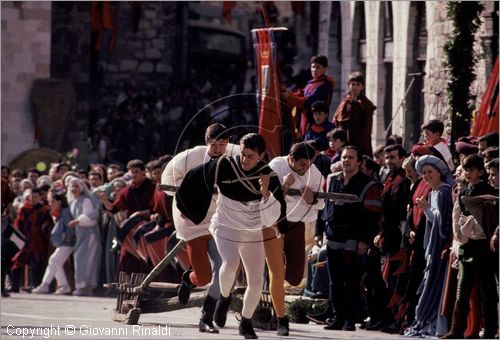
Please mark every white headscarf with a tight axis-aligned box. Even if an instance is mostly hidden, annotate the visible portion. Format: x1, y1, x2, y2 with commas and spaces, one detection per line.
66, 178, 100, 212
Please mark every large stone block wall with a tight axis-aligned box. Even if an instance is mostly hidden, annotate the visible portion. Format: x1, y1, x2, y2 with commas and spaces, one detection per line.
98, 2, 180, 93
1, 1, 51, 165
51, 1, 91, 122
319, 1, 496, 150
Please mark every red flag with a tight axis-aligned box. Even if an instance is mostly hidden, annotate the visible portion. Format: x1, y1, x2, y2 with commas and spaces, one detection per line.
91, 1, 116, 53
252, 28, 284, 157
222, 1, 236, 24
471, 55, 499, 136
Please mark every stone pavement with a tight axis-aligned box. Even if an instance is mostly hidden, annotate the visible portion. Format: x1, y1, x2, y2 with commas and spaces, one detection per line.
1, 293, 404, 339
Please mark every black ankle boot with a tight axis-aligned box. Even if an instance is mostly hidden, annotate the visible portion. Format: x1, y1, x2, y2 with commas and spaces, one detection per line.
199, 295, 219, 334
239, 317, 257, 339
213, 293, 232, 328
178, 270, 195, 305
277, 316, 289, 336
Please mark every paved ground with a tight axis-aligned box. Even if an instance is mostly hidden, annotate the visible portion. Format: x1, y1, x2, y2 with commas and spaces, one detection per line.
1, 293, 404, 339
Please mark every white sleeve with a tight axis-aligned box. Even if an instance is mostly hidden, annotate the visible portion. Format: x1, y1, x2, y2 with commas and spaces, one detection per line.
259, 193, 282, 227
225, 143, 241, 157
76, 198, 98, 227
161, 147, 207, 196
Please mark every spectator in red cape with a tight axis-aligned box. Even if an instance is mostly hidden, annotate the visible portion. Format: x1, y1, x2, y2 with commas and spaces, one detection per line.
333, 71, 376, 157
97, 159, 156, 274
281, 55, 335, 137
11, 188, 53, 292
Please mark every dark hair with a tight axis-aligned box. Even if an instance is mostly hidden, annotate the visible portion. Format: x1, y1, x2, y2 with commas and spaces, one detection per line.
49, 188, 69, 208
343, 145, 362, 161
77, 169, 88, 177
327, 128, 347, 143
91, 163, 108, 182
56, 163, 71, 172
421, 119, 444, 135
1, 166, 9, 174
290, 142, 316, 161
239, 133, 266, 155
362, 155, 380, 174
205, 123, 230, 142
145, 159, 162, 171
31, 188, 42, 195
310, 55, 328, 67
157, 155, 173, 169
386, 134, 403, 146
27, 168, 41, 176
107, 163, 123, 171
311, 100, 328, 114
486, 158, 499, 171
347, 71, 365, 85
127, 159, 145, 171
482, 147, 499, 160
305, 140, 320, 151
38, 184, 51, 193
478, 132, 499, 147
88, 171, 103, 181
462, 154, 485, 171
384, 144, 408, 158
11, 169, 25, 179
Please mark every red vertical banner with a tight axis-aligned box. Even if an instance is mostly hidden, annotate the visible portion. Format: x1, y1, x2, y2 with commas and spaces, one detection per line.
252, 28, 286, 158
471, 56, 499, 136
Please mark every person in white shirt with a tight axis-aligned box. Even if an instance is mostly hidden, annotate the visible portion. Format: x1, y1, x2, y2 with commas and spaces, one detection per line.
161, 123, 239, 334
266, 142, 325, 336
176, 133, 287, 339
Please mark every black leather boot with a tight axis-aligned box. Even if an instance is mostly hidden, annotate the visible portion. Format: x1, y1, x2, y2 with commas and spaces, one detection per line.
177, 270, 195, 305
239, 317, 257, 339
213, 293, 232, 328
277, 316, 289, 336
199, 295, 219, 334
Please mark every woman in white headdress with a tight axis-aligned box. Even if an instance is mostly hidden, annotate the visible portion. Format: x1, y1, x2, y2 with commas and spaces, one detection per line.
67, 178, 102, 296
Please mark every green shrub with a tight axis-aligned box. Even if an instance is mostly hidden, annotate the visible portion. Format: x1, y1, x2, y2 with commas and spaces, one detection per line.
285, 298, 328, 324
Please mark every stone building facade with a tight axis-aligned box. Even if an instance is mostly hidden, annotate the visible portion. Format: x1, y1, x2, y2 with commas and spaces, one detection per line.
318, 1, 498, 149
1, 1, 52, 164
1, 1, 498, 165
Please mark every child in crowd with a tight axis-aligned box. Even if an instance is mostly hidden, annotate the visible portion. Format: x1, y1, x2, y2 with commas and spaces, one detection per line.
303, 100, 335, 151
485, 158, 499, 188
332, 71, 376, 157
324, 128, 347, 163
421, 119, 454, 170
442, 154, 498, 339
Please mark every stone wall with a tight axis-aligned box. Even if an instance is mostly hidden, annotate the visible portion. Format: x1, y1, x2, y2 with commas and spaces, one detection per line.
318, 1, 497, 150
51, 1, 91, 122
1, 1, 51, 165
99, 2, 179, 92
